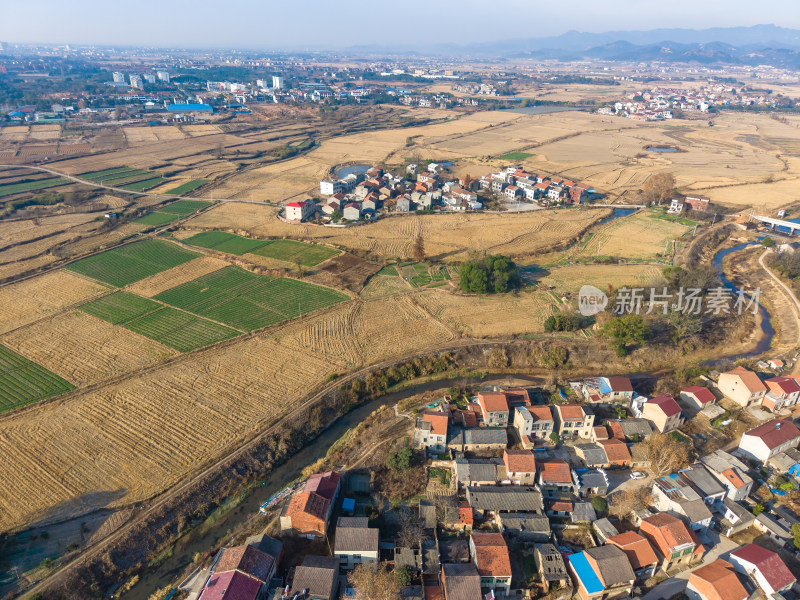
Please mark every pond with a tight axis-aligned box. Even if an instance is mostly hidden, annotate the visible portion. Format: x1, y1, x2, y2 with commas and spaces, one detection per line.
647, 146, 679, 153
597, 208, 636, 225
336, 164, 370, 178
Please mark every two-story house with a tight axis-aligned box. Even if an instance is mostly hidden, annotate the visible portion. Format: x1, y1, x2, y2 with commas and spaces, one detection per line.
717, 366, 767, 408
568, 545, 635, 600
639, 513, 704, 572
503, 449, 536, 485
470, 532, 512, 595
686, 559, 748, 600
537, 459, 575, 498
477, 392, 509, 427
642, 394, 683, 433
514, 405, 554, 443
729, 544, 796, 598
763, 376, 800, 412
581, 376, 634, 403
554, 404, 595, 440
333, 517, 379, 570
414, 411, 449, 454
699, 450, 753, 501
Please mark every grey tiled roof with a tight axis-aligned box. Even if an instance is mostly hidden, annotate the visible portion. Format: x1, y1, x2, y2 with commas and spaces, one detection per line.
498, 513, 550, 534
442, 563, 482, 600
576, 443, 608, 466
585, 545, 634, 587
463, 428, 508, 445
290, 555, 339, 600
571, 502, 596, 523
466, 486, 543, 512
334, 526, 379, 553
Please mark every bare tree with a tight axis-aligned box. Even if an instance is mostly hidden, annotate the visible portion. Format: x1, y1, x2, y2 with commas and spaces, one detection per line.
349, 562, 401, 600
609, 486, 654, 519
642, 172, 676, 206
412, 233, 425, 263
638, 432, 692, 476
397, 505, 425, 548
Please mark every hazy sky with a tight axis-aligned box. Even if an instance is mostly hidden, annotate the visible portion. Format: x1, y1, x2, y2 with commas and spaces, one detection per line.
3, 0, 799, 50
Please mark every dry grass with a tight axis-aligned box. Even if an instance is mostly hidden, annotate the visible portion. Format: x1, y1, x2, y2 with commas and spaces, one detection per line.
569, 211, 692, 261
124, 256, 230, 297
185, 204, 605, 262
539, 263, 665, 294
1, 310, 178, 386
0, 271, 108, 334
0, 332, 346, 532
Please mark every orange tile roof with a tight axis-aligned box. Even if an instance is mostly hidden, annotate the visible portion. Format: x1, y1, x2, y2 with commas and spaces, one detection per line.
550, 500, 573, 512
688, 559, 748, 600
478, 392, 509, 413
504, 449, 536, 473
607, 531, 658, 570
601, 439, 631, 462
422, 411, 449, 437
607, 420, 625, 439
557, 404, 585, 420
725, 366, 767, 393
593, 426, 609, 441
286, 491, 329, 520
528, 406, 553, 422
539, 459, 572, 483
471, 532, 511, 577
424, 586, 443, 600
721, 468, 746, 489
640, 513, 695, 555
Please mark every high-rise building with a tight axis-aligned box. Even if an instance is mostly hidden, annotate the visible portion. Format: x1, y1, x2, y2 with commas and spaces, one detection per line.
272, 75, 284, 90
156, 70, 170, 83
144, 73, 156, 84
256, 79, 268, 89
129, 74, 143, 89
112, 71, 125, 83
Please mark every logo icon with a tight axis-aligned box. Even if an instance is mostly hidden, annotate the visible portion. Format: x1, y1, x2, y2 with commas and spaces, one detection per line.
578, 285, 608, 317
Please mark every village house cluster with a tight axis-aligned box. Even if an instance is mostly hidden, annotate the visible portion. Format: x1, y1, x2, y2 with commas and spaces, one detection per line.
479, 165, 592, 207
177, 359, 800, 600
598, 84, 799, 120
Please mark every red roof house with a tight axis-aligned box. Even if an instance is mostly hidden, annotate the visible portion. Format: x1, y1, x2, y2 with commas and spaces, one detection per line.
729, 544, 796, 596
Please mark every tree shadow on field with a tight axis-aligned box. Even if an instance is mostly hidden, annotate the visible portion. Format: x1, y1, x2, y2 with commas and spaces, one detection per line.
0, 488, 127, 597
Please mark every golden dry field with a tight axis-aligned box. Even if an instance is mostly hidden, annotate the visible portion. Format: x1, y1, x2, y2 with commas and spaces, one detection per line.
568, 211, 692, 261
539, 263, 665, 294
124, 256, 229, 297
0, 271, 109, 335
1, 311, 178, 386
185, 203, 607, 261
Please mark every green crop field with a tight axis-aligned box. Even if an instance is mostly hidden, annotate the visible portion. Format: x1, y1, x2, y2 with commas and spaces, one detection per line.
0, 344, 74, 413
79, 167, 138, 181
183, 231, 269, 255
497, 151, 534, 160
155, 265, 348, 331
0, 177, 71, 198
118, 177, 167, 192
96, 171, 155, 185
124, 307, 240, 352
159, 200, 212, 215
250, 239, 340, 266
66, 239, 201, 287
79, 291, 161, 324
165, 180, 208, 196
135, 212, 181, 226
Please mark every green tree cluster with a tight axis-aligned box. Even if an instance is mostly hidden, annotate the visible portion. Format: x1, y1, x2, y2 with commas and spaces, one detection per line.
386, 448, 414, 472
600, 314, 650, 356
544, 313, 582, 332
458, 255, 520, 294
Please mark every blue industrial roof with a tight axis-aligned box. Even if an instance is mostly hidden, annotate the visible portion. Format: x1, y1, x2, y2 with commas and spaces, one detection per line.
597, 379, 613, 394
568, 552, 604, 594
167, 103, 213, 112
342, 498, 355, 512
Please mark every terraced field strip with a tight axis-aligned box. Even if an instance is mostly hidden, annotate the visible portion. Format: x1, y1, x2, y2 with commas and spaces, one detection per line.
0, 177, 70, 198
165, 180, 208, 195
183, 231, 270, 255
119, 177, 168, 192
79, 291, 162, 324
154, 265, 349, 331
0, 344, 74, 413
135, 212, 181, 227
158, 200, 212, 215
497, 151, 534, 160
250, 239, 340, 266
78, 167, 138, 181
92, 171, 155, 185
66, 239, 201, 287
124, 306, 240, 351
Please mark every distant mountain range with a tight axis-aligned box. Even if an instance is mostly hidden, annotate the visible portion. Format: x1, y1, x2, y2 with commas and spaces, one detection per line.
348, 25, 800, 68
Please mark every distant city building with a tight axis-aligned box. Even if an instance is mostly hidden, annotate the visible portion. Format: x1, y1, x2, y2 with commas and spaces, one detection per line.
112, 71, 125, 84
156, 70, 170, 83
129, 74, 143, 89
257, 79, 268, 88
272, 75, 284, 89
144, 73, 156, 84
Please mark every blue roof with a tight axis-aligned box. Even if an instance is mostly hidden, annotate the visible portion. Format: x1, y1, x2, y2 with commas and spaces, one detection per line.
568, 552, 604, 594
342, 498, 355, 512
167, 103, 213, 112
597, 379, 613, 394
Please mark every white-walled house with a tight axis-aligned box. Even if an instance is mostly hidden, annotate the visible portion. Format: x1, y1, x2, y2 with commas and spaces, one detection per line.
729, 544, 796, 597
285, 199, 316, 222
717, 366, 767, 407
738, 419, 800, 464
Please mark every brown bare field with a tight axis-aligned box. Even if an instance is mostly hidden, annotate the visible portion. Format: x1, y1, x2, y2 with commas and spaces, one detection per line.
0, 270, 108, 335
185, 203, 606, 262
0, 213, 99, 248
1, 311, 178, 386
0, 331, 346, 532
125, 256, 229, 297
416, 288, 553, 337
568, 211, 692, 261
278, 295, 455, 366
0, 254, 59, 280
539, 263, 665, 295
181, 124, 224, 136
360, 274, 412, 299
